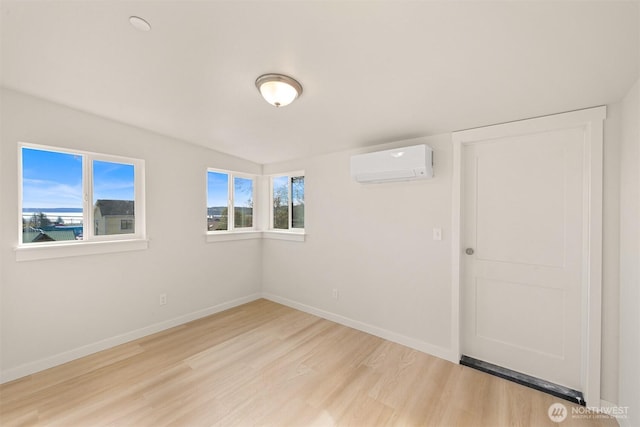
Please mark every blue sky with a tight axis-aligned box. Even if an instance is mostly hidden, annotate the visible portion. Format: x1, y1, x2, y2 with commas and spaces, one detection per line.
22, 148, 260, 211
93, 160, 134, 203
22, 147, 134, 209
234, 177, 253, 208
207, 171, 253, 208
207, 171, 228, 207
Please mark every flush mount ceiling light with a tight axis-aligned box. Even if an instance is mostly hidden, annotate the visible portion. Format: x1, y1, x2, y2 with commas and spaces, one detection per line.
129, 16, 151, 32
255, 74, 303, 107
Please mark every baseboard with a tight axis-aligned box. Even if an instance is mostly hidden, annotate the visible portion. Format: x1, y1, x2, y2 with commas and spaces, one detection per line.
2, 292, 457, 383
262, 292, 456, 363
0, 293, 262, 384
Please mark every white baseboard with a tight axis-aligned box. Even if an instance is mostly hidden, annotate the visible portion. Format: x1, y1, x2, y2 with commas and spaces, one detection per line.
2, 292, 456, 384
262, 292, 457, 363
0, 293, 262, 384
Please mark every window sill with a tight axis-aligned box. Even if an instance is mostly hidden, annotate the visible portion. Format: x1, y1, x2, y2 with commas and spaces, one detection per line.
205, 230, 306, 242
15, 239, 149, 262
205, 230, 262, 243
262, 230, 306, 242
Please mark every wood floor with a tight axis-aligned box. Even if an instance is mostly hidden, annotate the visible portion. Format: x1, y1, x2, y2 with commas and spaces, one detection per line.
0, 299, 617, 427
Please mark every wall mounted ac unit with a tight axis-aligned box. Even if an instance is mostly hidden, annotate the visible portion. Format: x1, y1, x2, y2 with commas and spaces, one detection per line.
350, 144, 434, 183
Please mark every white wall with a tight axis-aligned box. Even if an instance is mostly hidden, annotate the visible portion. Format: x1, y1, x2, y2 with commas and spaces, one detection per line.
262, 122, 627, 406
618, 77, 640, 426
1, 86, 634, 414
0, 89, 263, 381
262, 135, 454, 360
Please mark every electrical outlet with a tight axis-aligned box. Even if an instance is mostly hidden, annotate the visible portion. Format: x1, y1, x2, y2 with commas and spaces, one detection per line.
332, 288, 339, 300
159, 293, 167, 306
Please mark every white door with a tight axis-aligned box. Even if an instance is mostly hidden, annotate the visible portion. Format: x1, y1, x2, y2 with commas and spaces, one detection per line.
460, 125, 588, 391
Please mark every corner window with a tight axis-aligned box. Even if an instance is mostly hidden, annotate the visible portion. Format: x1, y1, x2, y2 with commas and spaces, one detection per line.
207, 169, 254, 232
270, 173, 304, 230
234, 176, 254, 228
20, 144, 145, 246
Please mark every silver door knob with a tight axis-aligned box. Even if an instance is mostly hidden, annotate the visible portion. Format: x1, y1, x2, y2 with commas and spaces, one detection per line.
465, 248, 474, 255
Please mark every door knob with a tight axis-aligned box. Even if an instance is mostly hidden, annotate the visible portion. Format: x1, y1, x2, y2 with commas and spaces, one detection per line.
465, 248, 474, 255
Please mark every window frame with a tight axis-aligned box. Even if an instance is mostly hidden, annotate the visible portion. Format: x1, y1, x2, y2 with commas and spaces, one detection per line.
17, 142, 146, 258
206, 168, 258, 239
268, 171, 305, 234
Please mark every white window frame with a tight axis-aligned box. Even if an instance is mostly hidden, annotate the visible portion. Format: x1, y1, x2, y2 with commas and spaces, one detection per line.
16, 142, 147, 261
206, 168, 259, 242
267, 171, 305, 240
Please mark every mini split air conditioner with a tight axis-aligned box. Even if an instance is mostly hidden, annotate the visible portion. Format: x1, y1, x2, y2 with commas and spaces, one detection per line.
350, 144, 434, 183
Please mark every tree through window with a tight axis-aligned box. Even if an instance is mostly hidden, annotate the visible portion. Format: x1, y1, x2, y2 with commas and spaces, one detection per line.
271, 174, 304, 230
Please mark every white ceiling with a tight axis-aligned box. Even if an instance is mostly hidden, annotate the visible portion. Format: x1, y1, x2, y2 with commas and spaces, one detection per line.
1, 1, 638, 164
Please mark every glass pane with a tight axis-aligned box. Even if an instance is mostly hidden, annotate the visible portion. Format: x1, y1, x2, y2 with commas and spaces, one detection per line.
234, 177, 253, 228
22, 147, 84, 244
272, 176, 289, 229
291, 176, 305, 229
207, 171, 229, 231
93, 160, 135, 236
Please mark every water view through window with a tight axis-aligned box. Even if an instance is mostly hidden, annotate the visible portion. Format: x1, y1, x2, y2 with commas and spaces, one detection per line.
207, 170, 254, 231
22, 147, 83, 243
207, 171, 229, 231
21, 146, 140, 244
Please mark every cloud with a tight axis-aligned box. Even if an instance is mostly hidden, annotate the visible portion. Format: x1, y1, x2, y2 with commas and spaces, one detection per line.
22, 179, 83, 208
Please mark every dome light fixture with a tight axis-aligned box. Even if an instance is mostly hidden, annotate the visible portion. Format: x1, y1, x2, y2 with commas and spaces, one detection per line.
255, 73, 303, 107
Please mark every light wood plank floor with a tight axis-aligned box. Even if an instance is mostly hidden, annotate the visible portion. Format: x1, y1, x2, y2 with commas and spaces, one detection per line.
0, 299, 617, 427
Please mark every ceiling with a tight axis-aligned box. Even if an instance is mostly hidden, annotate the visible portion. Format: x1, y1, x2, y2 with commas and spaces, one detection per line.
1, 1, 638, 164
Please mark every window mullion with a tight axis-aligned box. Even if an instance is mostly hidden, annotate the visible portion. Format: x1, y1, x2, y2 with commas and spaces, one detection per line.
288, 177, 293, 229
18, 147, 24, 244
269, 177, 274, 229
84, 154, 93, 241
228, 174, 234, 231
134, 159, 144, 238
250, 181, 255, 230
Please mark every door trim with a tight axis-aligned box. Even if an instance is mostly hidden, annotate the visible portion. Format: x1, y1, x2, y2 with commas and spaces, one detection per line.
450, 106, 606, 405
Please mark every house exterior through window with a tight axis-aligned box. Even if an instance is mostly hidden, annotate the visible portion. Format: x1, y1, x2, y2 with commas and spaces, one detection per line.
94, 200, 135, 235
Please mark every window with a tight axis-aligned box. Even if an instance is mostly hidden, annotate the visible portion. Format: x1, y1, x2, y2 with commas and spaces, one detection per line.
234, 176, 254, 228
207, 169, 254, 232
207, 171, 229, 231
93, 160, 136, 236
20, 144, 145, 246
271, 173, 304, 230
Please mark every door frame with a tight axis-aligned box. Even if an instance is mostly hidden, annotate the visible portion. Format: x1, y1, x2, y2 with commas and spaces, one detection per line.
450, 106, 606, 406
